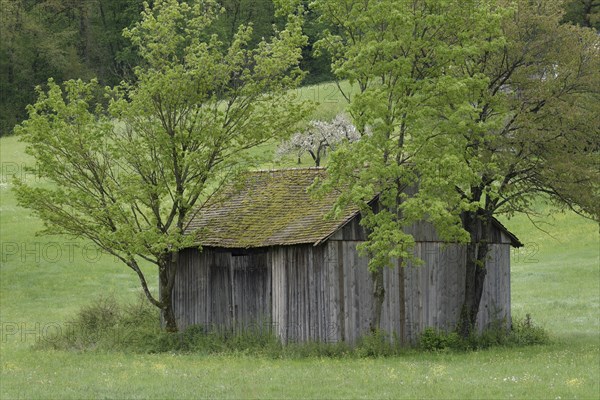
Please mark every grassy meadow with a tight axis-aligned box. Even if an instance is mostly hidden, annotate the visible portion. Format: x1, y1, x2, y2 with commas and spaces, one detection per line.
1, 84, 599, 398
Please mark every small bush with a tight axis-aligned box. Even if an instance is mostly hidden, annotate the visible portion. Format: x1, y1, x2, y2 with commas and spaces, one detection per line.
418, 315, 549, 351
355, 330, 398, 357
509, 314, 550, 346
36, 294, 160, 352
418, 328, 460, 351
76, 296, 120, 332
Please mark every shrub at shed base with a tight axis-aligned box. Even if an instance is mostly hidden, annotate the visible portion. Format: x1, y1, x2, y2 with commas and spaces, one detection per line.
37, 296, 549, 356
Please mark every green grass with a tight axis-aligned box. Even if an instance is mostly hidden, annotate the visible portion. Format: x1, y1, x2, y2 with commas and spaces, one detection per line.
294, 80, 355, 122
501, 206, 600, 342
1, 100, 599, 398
2, 347, 598, 399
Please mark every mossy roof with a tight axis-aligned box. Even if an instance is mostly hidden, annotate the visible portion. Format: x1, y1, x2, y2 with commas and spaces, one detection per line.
185, 168, 359, 248
184, 167, 522, 249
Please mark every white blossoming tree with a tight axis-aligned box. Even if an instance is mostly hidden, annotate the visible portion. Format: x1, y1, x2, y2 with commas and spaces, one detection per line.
276, 113, 362, 166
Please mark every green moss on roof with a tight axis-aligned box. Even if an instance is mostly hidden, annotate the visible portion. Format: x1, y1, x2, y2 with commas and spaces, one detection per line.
185, 168, 358, 248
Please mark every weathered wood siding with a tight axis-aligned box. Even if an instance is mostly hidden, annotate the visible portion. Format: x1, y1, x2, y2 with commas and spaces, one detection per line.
380, 243, 467, 344
379, 243, 511, 344
173, 248, 271, 332
270, 241, 510, 344
174, 217, 512, 343
476, 243, 511, 332
270, 239, 379, 344
271, 245, 342, 343
330, 217, 512, 342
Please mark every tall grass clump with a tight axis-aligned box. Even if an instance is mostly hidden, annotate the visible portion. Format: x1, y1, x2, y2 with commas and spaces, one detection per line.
36, 294, 161, 352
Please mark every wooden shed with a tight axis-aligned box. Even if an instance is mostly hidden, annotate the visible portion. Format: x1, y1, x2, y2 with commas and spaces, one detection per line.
174, 168, 522, 344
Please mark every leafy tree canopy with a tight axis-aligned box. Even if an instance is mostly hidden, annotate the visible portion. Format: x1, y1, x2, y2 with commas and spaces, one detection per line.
313, 0, 599, 334
14, 0, 311, 331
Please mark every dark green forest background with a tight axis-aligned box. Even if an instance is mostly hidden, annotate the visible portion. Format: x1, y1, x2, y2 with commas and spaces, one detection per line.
0, 0, 597, 136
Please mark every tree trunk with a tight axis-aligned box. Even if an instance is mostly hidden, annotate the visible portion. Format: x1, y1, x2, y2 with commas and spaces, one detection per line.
458, 211, 490, 338
161, 301, 178, 333
370, 268, 385, 332
158, 256, 178, 332
126, 255, 178, 332
77, 2, 90, 64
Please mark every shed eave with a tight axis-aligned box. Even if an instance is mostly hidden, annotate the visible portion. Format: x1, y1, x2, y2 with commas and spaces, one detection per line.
491, 217, 523, 248
313, 209, 362, 246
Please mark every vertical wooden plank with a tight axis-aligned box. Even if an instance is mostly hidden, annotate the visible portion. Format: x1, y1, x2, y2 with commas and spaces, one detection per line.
296, 247, 301, 342
188, 249, 193, 328
382, 267, 389, 335
429, 242, 438, 328
398, 258, 406, 344
357, 242, 372, 337
276, 247, 288, 343
288, 247, 294, 342
293, 247, 299, 342
322, 245, 329, 341
206, 251, 212, 328
348, 242, 357, 342
314, 245, 325, 341
231, 255, 237, 332
284, 247, 291, 342
274, 248, 280, 338
192, 250, 197, 327
342, 241, 351, 344
266, 249, 272, 333
408, 246, 417, 341
324, 245, 331, 341
314, 246, 320, 342
298, 246, 304, 342
319, 246, 326, 341
229, 253, 234, 330
417, 243, 425, 337
201, 251, 207, 328
452, 244, 461, 330
197, 250, 209, 327
439, 245, 447, 331
273, 248, 281, 340
384, 263, 398, 339
288, 246, 293, 342
309, 246, 314, 342
335, 241, 344, 342
410, 253, 419, 343
300, 246, 305, 342
278, 248, 282, 337
305, 246, 310, 342
505, 244, 511, 329
403, 258, 411, 343
288, 247, 295, 342
393, 262, 400, 338
416, 243, 423, 335
290, 247, 296, 342
298, 246, 305, 342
